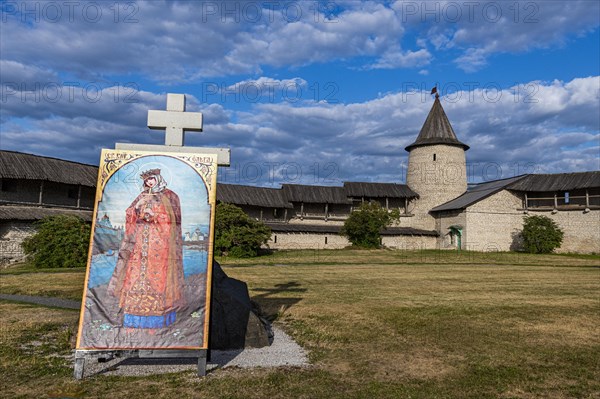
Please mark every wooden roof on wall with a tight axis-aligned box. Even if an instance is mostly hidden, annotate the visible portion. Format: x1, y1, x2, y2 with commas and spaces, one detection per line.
282, 184, 352, 204
0, 205, 93, 221
431, 175, 526, 212
432, 171, 600, 212
0, 150, 98, 187
343, 182, 418, 198
217, 184, 293, 208
506, 171, 600, 192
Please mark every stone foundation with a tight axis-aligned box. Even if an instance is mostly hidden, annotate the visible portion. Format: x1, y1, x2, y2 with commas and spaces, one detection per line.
0, 221, 35, 265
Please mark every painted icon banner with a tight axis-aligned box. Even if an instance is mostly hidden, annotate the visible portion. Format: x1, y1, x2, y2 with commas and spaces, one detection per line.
76, 149, 217, 350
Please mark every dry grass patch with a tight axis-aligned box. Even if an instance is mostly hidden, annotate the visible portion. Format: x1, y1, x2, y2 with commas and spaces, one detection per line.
1, 249, 599, 398
0, 271, 85, 300
0, 302, 80, 398
370, 348, 464, 381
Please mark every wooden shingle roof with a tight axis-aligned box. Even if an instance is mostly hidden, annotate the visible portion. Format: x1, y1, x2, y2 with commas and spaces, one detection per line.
282, 184, 351, 204
431, 175, 526, 212
405, 96, 469, 152
431, 171, 600, 212
0, 205, 93, 221
506, 171, 600, 192
0, 150, 98, 187
217, 184, 292, 208
343, 182, 418, 198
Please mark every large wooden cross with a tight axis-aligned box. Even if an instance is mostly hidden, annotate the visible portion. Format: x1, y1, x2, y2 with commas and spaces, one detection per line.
147, 93, 203, 146
116, 93, 230, 166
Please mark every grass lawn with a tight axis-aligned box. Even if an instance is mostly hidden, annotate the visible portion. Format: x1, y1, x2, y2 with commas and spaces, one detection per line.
1, 249, 599, 398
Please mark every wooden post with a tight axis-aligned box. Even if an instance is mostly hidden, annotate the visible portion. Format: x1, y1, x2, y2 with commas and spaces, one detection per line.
554, 193, 558, 209
284, 208, 288, 221
38, 181, 44, 205
77, 185, 82, 208
197, 350, 207, 377
586, 189, 590, 207
404, 198, 408, 214
73, 355, 85, 379
324, 203, 328, 221
300, 202, 304, 219
259, 209, 263, 221
385, 197, 389, 210
524, 192, 528, 209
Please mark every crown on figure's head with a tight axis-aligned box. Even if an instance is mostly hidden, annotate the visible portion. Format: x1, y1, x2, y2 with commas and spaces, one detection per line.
140, 169, 161, 180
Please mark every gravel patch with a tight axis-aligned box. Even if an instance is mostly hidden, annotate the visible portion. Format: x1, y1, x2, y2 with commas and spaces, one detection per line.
1, 293, 309, 377
79, 326, 309, 377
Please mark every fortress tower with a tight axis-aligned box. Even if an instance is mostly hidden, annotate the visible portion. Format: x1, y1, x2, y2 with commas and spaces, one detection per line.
405, 94, 469, 230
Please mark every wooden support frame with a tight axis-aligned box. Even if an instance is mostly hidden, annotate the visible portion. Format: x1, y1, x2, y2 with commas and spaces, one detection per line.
73, 349, 208, 379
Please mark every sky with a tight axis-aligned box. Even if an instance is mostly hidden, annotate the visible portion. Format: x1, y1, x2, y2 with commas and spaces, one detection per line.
1, 0, 599, 186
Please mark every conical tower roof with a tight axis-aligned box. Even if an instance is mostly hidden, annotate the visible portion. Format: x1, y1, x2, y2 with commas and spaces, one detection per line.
405, 95, 469, 152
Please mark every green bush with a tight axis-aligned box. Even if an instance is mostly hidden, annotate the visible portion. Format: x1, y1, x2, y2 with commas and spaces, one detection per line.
215, 203, 271, 257
341, 202, 399, 249
521, 215, 564, 254
21, 215, 91, 268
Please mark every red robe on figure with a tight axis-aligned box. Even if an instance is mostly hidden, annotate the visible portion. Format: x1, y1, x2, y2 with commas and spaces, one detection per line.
108, 171, 185, 329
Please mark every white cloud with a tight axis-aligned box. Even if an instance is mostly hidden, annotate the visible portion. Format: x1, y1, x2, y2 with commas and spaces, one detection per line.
368, 48, 431, 69
394, 1, 600, 72
3, 76, 597, 185
0, 60, 58, 85
1, 1, 597, 83
0, 1, 411, 83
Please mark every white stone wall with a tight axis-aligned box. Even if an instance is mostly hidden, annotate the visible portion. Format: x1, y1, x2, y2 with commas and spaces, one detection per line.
527, 209, 600, 254
436, 210, 467, 249
286, 217, 344, 226
381, 235, 437, 250
406, 145, 467, 230
463, 190, 524, 252
0, 221, 35, 265
266, 232, 438, 251
448, 189, 600, 254
267, 232, 349, 250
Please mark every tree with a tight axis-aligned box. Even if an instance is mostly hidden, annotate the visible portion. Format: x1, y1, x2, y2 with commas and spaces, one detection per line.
21, 215, 91, 268
341, 202, 400, 248
215, 203, 271, 257
521, 215, 564, 254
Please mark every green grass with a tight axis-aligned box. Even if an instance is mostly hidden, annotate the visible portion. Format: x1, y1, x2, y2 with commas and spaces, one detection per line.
0, 249, 599, 398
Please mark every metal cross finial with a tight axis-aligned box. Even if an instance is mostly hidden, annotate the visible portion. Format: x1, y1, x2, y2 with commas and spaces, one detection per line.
147, 94, 203, 146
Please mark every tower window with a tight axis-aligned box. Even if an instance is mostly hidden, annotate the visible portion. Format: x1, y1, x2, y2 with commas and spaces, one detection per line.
433, 154, 437, 161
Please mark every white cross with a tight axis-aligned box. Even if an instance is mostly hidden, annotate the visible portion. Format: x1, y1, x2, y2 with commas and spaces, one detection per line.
147, 94, 203, 146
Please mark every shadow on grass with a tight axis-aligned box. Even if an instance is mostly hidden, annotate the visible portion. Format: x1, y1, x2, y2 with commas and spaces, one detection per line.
251, 281, 307, 322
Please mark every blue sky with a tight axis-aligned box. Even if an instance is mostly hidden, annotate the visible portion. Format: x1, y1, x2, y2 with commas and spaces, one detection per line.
1, 0, 599, 186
